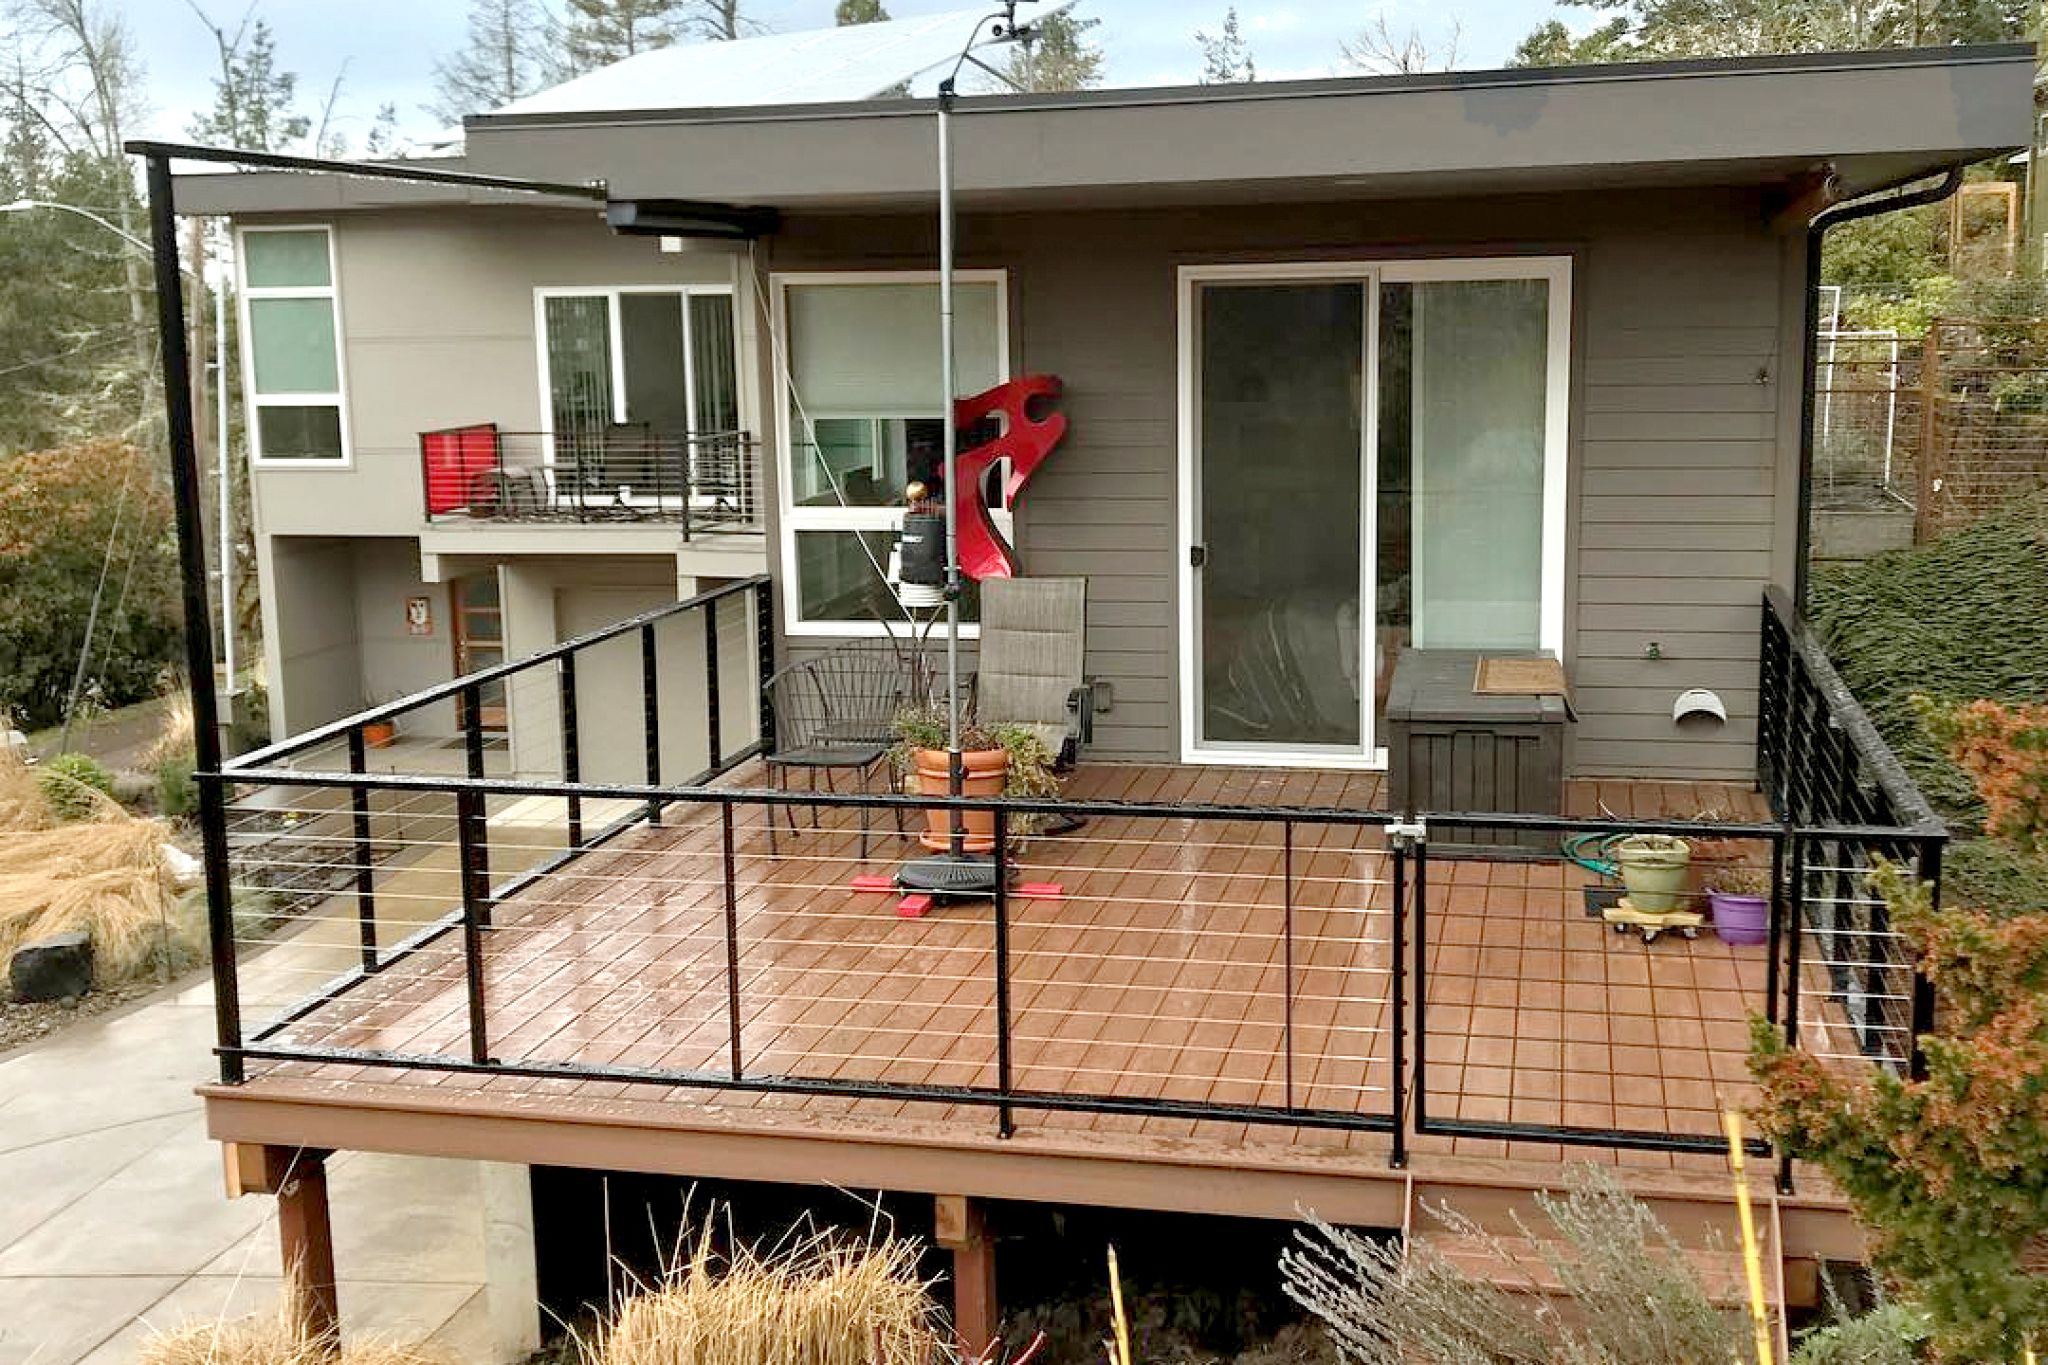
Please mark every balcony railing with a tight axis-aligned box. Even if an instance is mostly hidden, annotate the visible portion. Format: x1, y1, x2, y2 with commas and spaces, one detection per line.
197, 583, 1943, 1186
420, 423, 762, 536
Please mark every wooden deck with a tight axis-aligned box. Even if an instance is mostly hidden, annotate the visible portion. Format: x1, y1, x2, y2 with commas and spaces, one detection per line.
209, 762, 1856, 1259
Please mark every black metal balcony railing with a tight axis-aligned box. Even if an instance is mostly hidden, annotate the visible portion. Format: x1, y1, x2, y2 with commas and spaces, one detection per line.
197, 584, 1943, 1188
420, 424, 762, 536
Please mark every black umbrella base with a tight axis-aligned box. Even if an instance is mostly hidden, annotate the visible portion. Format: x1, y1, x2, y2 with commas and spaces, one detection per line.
897, 853, 1001, 898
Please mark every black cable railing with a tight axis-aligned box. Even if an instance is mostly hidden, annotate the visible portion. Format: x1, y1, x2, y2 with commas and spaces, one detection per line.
194, 580, 1948, 1176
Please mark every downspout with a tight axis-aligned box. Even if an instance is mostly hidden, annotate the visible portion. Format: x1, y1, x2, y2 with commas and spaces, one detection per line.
1794, 166, 1965, 610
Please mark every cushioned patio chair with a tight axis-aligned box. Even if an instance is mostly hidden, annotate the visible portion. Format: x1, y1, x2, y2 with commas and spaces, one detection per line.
973, 576, 1104, 769
762, 640, 916, 858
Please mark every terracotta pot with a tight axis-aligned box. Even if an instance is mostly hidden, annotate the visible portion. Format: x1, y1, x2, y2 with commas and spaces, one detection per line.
362, 720, 398, 749
912, 747, 1007, 853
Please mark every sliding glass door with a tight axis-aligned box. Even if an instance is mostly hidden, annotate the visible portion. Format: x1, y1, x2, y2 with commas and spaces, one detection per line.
1190, 275, 1371, 759
1180, 258, 1569, 768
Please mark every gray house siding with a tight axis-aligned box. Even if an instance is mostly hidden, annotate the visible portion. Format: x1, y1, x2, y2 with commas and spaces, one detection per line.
760, 186, 1798, 780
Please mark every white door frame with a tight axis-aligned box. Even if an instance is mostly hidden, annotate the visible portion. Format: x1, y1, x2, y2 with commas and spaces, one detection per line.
1177, 261, 1384, 770
1174, 256, 1573, 771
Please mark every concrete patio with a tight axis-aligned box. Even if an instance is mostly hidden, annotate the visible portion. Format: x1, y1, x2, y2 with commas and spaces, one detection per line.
0, 961, 534, 1365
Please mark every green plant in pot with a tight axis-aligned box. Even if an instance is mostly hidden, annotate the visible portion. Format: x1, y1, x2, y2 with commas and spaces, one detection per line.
891, 703, 1062, 852
1614, 834, 1692, 912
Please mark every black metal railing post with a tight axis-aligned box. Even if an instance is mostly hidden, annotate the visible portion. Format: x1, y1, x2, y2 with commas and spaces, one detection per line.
347, 727, 378, 973
1282, 821, 1296, 1112
680, 435, 694, 542
1909, 835, 1943, 1081
1779, 831, 1807, 1194
461, 683, 491, 922
1765, 829, 1786, 1026
722, 799, 743, 1080
456, 786, 492, 1064
1390, 832, 1408, 1169
994, 808, 1015, 1139
1412, 837, 1429, 1131
559, 653, 583, 849
703, 596, 723, 772
641, 623, 663, 824
753, 579, 775, 748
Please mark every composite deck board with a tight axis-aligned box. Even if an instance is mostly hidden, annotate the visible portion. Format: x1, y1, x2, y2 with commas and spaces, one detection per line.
230, 761, 1823, 1183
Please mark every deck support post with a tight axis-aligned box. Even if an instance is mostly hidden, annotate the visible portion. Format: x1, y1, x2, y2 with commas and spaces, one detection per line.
934, 1194, 997, 1356
225, 1144, 339, 1345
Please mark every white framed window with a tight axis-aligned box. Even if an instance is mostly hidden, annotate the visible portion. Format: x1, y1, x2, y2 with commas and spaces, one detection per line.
772, 270, 1011, 636
237, 225, 350, 466
533, 285, 740, 451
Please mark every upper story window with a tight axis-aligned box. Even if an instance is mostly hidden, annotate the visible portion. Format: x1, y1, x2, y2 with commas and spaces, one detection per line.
774, 272, 1009, 634
536, 286, 740, 449
239, 226, 349, 465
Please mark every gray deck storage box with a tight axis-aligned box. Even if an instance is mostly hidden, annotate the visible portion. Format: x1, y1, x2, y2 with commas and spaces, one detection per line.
1385, 649, 1568, 857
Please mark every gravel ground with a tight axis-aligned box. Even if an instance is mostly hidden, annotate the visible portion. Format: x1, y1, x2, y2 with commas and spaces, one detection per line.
0, 977, 179, 1057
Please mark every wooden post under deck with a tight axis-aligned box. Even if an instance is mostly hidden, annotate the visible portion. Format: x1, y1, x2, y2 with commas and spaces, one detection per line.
934, 1194, 997, 1355
224, 1143, 339, 1343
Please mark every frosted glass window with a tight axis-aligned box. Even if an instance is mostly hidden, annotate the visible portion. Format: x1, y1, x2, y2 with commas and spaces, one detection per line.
243, 230, 330, 288
787, 281, 1002, 415
1406, 279, 1549, 650
249, 298, 340, 394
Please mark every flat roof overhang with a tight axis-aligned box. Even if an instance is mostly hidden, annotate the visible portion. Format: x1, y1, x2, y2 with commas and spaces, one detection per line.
171, 45, 2034, 220
455, 44, 2034, 212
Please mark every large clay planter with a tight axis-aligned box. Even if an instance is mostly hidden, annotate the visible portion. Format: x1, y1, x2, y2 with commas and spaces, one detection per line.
913, 747, 1008, 853
1614, 834, 1692, 913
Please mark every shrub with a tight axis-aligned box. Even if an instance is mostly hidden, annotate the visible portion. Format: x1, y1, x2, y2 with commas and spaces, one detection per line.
578, 1218, 944, 1365
1281, 1165, 1748, 1365
0, 440, 181, 728
1790, 1299, 1931, 1365
156, 753, 197, 819
37, 751, 115, 821
1808, 494, 2048, 819
1751, 701, 2048, 1360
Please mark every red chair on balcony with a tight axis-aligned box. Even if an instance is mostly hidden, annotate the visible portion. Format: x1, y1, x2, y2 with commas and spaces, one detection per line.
421, 424, 503, 517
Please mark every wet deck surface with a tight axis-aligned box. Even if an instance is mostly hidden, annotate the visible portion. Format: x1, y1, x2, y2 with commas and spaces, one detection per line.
237, 764, 1787, 1183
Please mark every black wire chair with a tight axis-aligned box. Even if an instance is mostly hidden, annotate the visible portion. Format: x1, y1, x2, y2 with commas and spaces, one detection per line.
762, 640, 919, 858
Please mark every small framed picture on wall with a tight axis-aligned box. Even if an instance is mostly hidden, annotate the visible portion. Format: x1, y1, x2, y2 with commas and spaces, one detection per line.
405, 595, 433, 637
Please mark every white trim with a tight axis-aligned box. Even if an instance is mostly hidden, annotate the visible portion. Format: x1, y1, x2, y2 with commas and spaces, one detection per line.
770, 269, 1011, 638
1174, 254, 1573, 770
238, 223, 352, 468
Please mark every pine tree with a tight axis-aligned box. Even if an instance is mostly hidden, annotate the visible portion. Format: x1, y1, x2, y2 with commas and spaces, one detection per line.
835, 0, 889, 23
1002, 11, 1104, 93
561, 0, 684, 73
430, 0, 562, 123
187, 16, 312, 152
1196, 7, 1255, 84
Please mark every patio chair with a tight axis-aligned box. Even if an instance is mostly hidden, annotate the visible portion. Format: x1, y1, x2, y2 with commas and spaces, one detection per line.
762, 641, 916, 858
973, 576, 1103, 769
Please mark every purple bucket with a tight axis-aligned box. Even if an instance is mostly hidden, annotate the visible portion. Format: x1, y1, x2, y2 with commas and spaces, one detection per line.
1709, 892, 1769, 946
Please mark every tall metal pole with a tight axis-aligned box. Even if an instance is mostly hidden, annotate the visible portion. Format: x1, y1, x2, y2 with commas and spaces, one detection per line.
938, 81, 961, 759
142, 150, 243, 1083
217, 267, 234, 696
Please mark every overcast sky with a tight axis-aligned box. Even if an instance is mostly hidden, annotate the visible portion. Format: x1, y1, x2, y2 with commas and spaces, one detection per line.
116, 1, 1560, 145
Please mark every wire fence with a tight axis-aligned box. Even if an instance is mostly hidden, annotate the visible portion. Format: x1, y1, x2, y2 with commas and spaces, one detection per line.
1815, 308, 2048, 542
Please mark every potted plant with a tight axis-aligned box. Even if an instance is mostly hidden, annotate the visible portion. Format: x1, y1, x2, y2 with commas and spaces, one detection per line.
1613, 834, 1692, 912
891, 704, 1061, 853
1707, 862, 1772, 946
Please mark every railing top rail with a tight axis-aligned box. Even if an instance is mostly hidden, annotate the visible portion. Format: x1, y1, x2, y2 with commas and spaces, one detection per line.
224, 574, 771, 775
212, 760, 1819, 838
1763, 586, 1945, 834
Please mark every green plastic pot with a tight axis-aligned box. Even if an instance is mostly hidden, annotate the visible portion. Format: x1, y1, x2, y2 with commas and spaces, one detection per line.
1615, 834, 1692, 913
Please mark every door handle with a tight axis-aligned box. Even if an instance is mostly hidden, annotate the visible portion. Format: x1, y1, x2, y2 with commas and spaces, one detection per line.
1189, 544, 1208, 568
